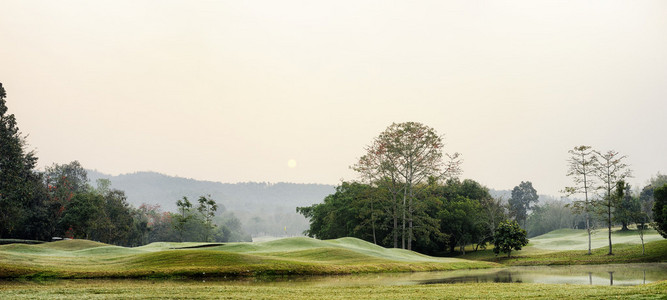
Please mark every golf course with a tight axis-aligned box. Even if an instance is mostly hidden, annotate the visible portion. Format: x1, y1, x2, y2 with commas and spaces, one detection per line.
1, 228, 666, 299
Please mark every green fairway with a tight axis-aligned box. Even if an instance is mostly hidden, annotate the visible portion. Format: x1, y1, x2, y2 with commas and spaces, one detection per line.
529, 228, 664, 251
0, 237, 494, 279
460, 228, 667, 265
0, 279, 665, 299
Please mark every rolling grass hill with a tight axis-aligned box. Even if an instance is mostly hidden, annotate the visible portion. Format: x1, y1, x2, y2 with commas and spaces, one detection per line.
460, 228, 667, 265
528, 228, 664, 251
0, 237, 494, 279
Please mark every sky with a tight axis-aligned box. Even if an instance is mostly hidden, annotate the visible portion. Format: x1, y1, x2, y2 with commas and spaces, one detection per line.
1, 1, 666, 196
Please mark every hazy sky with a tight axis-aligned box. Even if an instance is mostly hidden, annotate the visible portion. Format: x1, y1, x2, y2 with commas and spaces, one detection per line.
1, 1, 666, 196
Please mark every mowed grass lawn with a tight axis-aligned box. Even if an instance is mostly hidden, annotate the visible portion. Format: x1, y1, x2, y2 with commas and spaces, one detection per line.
1, 279, 666, 299
0, 237, 494, 279
460, 228, 667, 266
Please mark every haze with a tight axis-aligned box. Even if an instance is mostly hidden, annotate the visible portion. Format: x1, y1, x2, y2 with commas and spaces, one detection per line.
1, 1, 666, 196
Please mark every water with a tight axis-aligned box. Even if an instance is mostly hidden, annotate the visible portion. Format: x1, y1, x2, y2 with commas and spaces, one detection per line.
414, 264, 665, 286
178, 263, 666, 287
4, 263, 664, 287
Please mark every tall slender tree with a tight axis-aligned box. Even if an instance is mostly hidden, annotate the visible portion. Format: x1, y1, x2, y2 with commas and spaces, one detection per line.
174, 196, 193, 242
564, 145, 598, 255
197, 195, 218, 242
593, 150, 631, 255
353, 122, 456, 250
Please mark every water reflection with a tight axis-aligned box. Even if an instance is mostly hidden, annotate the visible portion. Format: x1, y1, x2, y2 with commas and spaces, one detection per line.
413, 263, 665, 286
5, 263, 662, 288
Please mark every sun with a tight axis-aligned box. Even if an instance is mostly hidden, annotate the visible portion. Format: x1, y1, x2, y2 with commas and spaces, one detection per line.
287, 159, 297, 168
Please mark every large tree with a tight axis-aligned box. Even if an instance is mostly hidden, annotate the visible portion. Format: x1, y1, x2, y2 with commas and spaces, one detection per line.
353, 122, 457, 250
653, 184, 667, 238
593, 150, 631, 255
563, 145, 598, 255
509, 181, 538, 228
0, 82, 46, 239
44, 161, 91, 237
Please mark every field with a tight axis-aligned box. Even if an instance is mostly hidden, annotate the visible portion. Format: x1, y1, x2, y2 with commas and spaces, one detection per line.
460, 228, 667, 265
0, 237, 493, 279
1, 229, 666, 299
1, 279, 666, 299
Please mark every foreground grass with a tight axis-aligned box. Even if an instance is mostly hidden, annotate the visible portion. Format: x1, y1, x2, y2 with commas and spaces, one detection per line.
0, 279, 665, 299
0, 237, 494, 279
460, 239, 667, 266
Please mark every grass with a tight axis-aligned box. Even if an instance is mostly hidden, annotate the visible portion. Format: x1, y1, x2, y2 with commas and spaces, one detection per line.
1, 230, 666, 299
0, 237, 495, 279
0, 279, 665, 299
460, 228, 667, 266
528, 228, 664, 251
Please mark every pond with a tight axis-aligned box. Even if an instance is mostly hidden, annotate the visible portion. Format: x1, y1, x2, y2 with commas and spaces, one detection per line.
183, 263, 666, 287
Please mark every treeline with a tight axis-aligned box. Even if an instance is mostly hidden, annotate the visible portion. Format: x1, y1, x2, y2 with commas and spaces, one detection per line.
298, 179, 507, 255
297, 122, 667, 256
0, 83, 250, 245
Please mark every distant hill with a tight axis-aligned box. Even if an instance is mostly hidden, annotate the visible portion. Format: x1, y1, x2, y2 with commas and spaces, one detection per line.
87, 170, 336, 237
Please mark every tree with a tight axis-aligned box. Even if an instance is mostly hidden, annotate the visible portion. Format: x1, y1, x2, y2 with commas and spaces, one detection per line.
174, 196, 193, 242
439, 196, 483, 255
59, 191, 103, 239
613, 182, 639, 231
639, 174, 667, 221
353, 122, 455, 250
0, 82, 44, 239
563, 145, 598, 255
593, 150, 631, 255
493, 220, 528, 258
652, 184, 667, 238
526, 199, 580, 237
197, 195, 218, 242
509, 181, 538, 228
44, 161, 90, 236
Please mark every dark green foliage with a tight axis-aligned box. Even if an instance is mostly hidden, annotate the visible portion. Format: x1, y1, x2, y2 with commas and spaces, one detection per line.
652, 184, 667, 238
509, 181, 538, 228
0, 82, 48, 240
493, 220, 528, 258
439, 196, 482, 254
614, 182, 639, 231
639, 174, 667, 221
298, 179, 502, 255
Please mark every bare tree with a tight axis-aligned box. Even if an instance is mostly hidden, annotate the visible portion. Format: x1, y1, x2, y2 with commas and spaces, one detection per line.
563, 145, 598, 255
593, 150, 631, 255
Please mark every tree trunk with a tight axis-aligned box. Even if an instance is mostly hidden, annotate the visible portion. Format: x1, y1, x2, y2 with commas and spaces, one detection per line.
371, 198, 377, 245
608, 201, 613, 255
393, 194, 398, 248
586, 212, 591, 255
408, 188, 413, 251
402, 187, 407, 249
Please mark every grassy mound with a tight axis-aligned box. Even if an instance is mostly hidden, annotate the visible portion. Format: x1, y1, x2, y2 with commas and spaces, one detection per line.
528, 228, 663, 251
0, 237, 494, 279
461, 237, 667, 266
